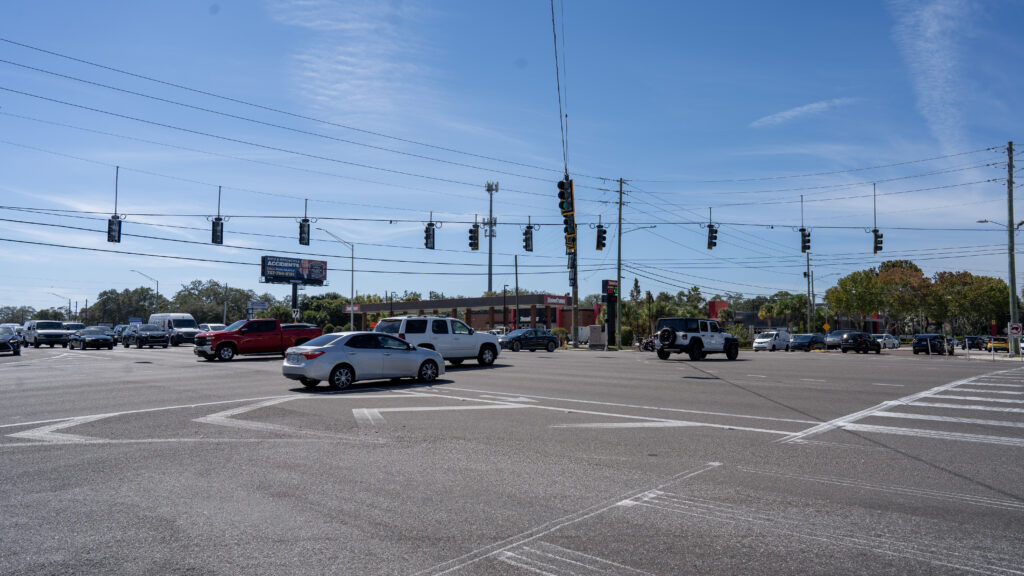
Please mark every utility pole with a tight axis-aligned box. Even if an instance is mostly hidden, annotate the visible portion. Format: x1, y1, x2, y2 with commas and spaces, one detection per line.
616, 178, 623, 350
514, 255, 520, 330
1008, 141, 1018, 356
486, 182, 498, 293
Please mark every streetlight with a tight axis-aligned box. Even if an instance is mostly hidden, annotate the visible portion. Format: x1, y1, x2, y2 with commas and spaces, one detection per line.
977, 219, 1024, 356
48, 291, 71, 320
317, 228, 355, 330
503, 284, 508, 328
130, 269, 159, 301
616, 225, 656, 350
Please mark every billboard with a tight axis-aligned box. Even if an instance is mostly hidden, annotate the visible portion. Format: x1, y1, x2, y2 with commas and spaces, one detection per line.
261, 256, 327, 286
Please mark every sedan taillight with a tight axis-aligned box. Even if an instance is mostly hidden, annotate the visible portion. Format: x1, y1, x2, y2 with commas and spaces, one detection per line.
301, 351, 325, 360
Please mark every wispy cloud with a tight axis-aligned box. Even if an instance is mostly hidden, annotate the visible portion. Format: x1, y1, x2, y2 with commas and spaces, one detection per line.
749, 98, 858, 128
890, 0, 970, 153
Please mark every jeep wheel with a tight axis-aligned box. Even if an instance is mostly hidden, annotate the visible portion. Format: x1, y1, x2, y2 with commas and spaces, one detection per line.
688, 342, 703, 361
658, 327, 676, 346
656, 349, 671, 360
546, 341, 556, 352
725, 343, 739, 360
216, 344, 236, 361
477, 345, 497, 366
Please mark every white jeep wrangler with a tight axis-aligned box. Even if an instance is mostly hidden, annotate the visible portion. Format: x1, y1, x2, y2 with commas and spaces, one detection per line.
654, 317, 739, 361
374, 316, 500, 366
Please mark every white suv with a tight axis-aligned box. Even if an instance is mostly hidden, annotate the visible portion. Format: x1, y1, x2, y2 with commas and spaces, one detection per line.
374, 316, 500, 366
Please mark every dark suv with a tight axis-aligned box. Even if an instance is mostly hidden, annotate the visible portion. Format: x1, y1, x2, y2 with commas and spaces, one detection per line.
498, 328, 560, 352
913, 334, 953, 355
840, 331, 881, 354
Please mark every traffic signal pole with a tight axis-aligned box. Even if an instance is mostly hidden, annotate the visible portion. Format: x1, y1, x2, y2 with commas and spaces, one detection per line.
486, 182, 498, 293
615, 178, 623, 350
1008, 142, 1018, 356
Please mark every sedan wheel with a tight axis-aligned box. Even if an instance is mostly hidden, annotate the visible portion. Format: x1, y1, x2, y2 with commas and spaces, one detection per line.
511, 341, 521, 352
418, 360, 439, 382
299, 377, 320, 388
328, 365, 354, 390
546, 341, 556, 352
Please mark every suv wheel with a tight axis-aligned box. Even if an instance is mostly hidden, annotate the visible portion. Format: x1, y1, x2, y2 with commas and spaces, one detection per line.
658, 327, 676, 346
477, 345, 496, 366
725, 342, 739, 360
656, 349, 671, 360
688, 341, 703, 361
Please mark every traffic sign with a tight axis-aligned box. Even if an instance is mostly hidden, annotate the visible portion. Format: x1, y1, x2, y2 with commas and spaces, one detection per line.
247, 300, 269, 310
1009, 323, 1022, 336
292, 308, 301, 320
822, 323, 830, 332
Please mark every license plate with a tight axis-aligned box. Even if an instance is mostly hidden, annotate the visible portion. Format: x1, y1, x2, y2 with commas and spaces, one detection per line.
287, 354, 302, 364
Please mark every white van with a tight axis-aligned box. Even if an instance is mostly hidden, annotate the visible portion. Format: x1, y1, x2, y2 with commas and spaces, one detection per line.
148, 313, 201, 346
752, 330, 792, 352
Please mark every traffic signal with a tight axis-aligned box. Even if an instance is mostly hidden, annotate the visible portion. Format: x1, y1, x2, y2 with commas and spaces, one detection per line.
523, 226, 533, 252
873, 228, 883, 254
424, 222, 435, 249
106, 215, 121, 243
212, 217, 224, 245
706, 224, 718, 250
299, 218, 310, 246
800, 227, 810, 253
596, 224, 606, 250
468, 224, 480, 251
557, 178, 574, 216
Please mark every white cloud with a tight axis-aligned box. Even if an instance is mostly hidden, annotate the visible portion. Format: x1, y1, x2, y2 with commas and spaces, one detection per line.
889, 0, 970, 153
749, 98, 858, 128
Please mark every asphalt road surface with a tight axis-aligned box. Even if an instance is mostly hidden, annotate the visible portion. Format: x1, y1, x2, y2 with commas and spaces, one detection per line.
2, 345, 1022, 575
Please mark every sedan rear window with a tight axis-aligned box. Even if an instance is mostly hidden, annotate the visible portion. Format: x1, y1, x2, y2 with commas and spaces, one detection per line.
302, 334, 345, 347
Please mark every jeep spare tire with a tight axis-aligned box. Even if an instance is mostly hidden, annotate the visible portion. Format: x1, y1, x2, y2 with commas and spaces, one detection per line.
658, 327, 676, 346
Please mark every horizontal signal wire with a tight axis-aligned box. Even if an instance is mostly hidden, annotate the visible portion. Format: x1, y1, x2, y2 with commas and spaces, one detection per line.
622, 264, 784, 297
0, 237, 612, 276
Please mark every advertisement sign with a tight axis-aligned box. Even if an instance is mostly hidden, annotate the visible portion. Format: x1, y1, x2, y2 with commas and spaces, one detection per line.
344, 305, 361, 313
544, 295, 568, 306
247, 301, 269, 310
260, 256, 327, 286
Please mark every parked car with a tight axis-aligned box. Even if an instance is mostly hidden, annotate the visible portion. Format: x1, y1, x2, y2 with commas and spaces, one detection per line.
194, 318, 322, 361
112, 324, 129, 343
374, 316, 499, 366
961, 335, 986, 350
23, 320, 69, 348
912, 334, 954, 355
872, 334, 900, 349
753, 330, 791, 352
0, 326, 21, 356
199, 323, 226, 332
986, 336, 1009, 352
283, 332, 445, 390
498, 328, 560, 352
69, 327, 115, 350
149, 313, 201, 346
789, 333, 825, 352
841, 331, 881, 354
122, 324, 170, 348
825, 330, 856, 350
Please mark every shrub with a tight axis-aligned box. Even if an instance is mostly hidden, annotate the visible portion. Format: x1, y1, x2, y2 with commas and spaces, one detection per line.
618, 326, 635, 348
323, 323, 334, 334
550, 327, 569, 346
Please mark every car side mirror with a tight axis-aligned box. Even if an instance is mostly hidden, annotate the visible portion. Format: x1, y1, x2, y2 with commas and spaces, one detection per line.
469, 329, 474, 334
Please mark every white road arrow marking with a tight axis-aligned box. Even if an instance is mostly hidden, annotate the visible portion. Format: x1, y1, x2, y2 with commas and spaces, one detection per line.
8, 414, 110, 443
480, 395, 538, 403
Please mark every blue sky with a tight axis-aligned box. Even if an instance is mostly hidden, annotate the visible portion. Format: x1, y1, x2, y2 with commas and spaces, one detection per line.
1, 0, 1022, 315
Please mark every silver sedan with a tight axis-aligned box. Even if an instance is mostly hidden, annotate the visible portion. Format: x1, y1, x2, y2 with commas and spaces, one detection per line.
282, 331, 445, 390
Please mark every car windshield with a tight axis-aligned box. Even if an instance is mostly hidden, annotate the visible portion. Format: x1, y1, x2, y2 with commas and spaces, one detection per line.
224, 320, 247, 331
36, 321, 64, 330
0, 327, 13, 336
171, 319, 198, 329
300, 334, 346, 347
80, 328, 106, 335
757, 332, 778, 339
64, 323, 86, 330
375, 319, 401, 334
205, 324, 226, 331
507, 329, 530, 337
139, 324, 160, 332
792, 334, 812, 342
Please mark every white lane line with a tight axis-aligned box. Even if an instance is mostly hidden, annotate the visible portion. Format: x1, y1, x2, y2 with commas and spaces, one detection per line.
353, 408, 385, 427
412, 462, 721, 576
738, 466, 1024, 511
968, 382, 1024, 388
498, 541, 655, 576
633, 493, 1024, 575
351, 403, 528, 428
552, 419, 792, 435
929, 395, 1024, 404
908, 402, 1024, 413
480, 395, 538, 403
952, 388, 1023, 395
436, 386, 819, 425
7, 414, 111, 443
872, 411, 1024, 429
871, 383, 904, 387
800, 378, 827, 382
779, 372, 998, 444
840, 423, 1024, 447
746, 374, 767, 378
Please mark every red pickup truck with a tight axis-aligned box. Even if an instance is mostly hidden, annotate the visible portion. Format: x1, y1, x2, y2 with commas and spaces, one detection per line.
193, 319, 322, 361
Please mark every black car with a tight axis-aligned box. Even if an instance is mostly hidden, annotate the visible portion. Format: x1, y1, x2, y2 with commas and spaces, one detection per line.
69, 328, 116, 350
112, 324, 129, 343
0, 326, 21, 356
840, 331, 881, 354
122, 324, 170, 348
825, 329, 856, 350
960, 335, 986, 350
789, 333, 826, 352
498, 328, 560, 352
912, 334, 954, 355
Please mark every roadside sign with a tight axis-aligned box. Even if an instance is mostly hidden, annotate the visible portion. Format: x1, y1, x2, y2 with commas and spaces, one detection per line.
292, 308, 301, 320
247, 300, 269, 310
822, 323, 830, 332
344, 305, 361, 313
1009, 323, 1022, 336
